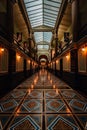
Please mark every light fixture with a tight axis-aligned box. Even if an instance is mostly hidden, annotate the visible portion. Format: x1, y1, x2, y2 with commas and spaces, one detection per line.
66, 55, 70, 60
0, 48, 4, 52
28, 60, 30, 63
56, 60, 59, 64
82, 47, 86, 51
17, 55, 21, 59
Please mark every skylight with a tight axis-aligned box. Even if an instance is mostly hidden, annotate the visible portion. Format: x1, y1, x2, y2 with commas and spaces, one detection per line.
23, 0, 62, 53
24, 0, 62, 28
34, 32, 52, 43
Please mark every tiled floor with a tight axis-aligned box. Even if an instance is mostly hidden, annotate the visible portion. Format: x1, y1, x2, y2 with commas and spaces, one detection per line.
0, 70, 87, 130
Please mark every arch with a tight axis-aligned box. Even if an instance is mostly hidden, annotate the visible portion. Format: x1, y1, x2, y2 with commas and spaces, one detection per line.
39, 55, 48, 64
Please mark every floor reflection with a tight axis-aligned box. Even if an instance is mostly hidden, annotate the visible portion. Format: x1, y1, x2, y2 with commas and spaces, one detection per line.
0, 69, 87, 130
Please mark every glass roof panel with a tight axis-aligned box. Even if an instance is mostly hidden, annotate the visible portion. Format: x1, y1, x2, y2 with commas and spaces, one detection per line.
34, 32, 52, 43
34, 32, 43, 43
44, 0, 61, 7
44, 13, 57, 18
24, 0, 62, 28
28, 8, 42, 15
44, 32, 52, 42
25, 0, 42, 7
44, 5, 58, 11
44, 16, 56, 21
37, 45, 43, 49
29, 12, 42, 18
43, 45, 49, 50
37, 45, 49, 50
44, 22, 54, 27
26, 5, 42, 12
23, 0, 62, 52
44, 8, 58, 15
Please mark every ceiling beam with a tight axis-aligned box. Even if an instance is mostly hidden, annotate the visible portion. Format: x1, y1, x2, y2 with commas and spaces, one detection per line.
32, 28, 54, 32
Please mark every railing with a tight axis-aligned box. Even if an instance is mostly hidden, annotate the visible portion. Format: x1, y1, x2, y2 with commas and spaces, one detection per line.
53, 40, 72, 59
13, 35, 36, 61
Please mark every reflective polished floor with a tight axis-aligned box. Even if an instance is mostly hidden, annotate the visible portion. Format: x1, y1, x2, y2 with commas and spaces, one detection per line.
0, 70, 87, 130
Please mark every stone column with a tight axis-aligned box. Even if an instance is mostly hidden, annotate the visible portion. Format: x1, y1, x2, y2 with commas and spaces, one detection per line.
55, 33, 58, 57
24, 59, 26, 77
60, 58, 63, 78
51, 49, 52, 61
28, 33, 31, 50
7, 0, 14, 43
72, 0, 79, 42
70, 48, 78, 73
8, 49, 16, 73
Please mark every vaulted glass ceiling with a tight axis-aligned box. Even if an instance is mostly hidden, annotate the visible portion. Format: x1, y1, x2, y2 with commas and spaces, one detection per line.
24, 0, 61, 28
23, 0, 62, 51
34, 32, 52, 50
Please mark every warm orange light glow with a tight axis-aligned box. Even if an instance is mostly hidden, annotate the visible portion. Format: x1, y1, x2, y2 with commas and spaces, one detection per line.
17, 55, 21, 59
28, 60, 30, 63
31, 84, 34, 89
56, 60, 59, 64
28, 89, 31, 94
56, 89, 59, 94
0, 48, 4, 52
66, 108, 71, 114
82, 47, 86, 51
16, 109, 20, 116
48, 76, 50, 80
50, 80, 52, 84
41, 62, 46, 65
52, 50, 55, 55
53, 85, 56, 89
34, 79, 37, 85
66, 55, 70, 60
17, 109, 20, 113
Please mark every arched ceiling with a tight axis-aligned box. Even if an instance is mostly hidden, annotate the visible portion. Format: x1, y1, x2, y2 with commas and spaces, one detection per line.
14, 0, 72, 61
23, 0, 62, 58
39, 55, 48, 63
23, 0, 62, 28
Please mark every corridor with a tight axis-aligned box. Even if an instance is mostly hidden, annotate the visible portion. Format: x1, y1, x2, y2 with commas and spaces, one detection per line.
0, 70, 87, 130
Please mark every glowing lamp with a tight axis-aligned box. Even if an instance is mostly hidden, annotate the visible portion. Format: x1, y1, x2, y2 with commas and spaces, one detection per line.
17, 55, 21, 59
1, 48, 4, 52
82, 47, 85, 51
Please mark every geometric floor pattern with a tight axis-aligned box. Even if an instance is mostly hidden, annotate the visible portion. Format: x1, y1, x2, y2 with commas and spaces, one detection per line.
0, 70, 87, 130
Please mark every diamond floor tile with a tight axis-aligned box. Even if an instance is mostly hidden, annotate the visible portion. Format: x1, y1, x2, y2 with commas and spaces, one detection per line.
46, 114, 80, 130
0, 70, 87, 129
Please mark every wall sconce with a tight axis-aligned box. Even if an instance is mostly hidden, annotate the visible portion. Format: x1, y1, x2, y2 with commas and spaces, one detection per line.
81, 47, 86, 52
28, 60, 30, 64
0, 48, 4, 52
56, 60, 59, 64
66, 55, 69, 60
17, 55, 21, 60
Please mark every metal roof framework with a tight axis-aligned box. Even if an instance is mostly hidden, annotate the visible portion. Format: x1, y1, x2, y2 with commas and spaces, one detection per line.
24, 0, 62, 50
